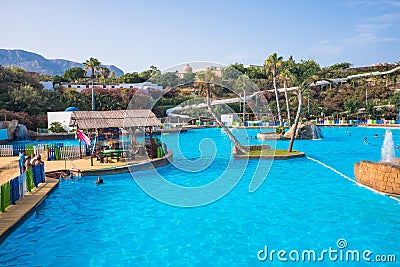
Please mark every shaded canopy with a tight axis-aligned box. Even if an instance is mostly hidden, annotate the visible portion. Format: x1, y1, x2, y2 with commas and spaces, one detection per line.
69, 110, 161, 129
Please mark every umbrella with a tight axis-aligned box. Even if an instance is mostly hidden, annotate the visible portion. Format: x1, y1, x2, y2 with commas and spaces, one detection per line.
77, 129, 91, 145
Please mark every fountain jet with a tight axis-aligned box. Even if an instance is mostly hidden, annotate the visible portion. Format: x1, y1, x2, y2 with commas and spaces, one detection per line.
381, 129, 395, 164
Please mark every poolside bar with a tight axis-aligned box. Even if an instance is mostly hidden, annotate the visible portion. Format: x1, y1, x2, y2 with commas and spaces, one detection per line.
68, 110, 163, 163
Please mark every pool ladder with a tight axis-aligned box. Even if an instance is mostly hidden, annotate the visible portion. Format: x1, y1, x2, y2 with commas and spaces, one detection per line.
64, 157, 81, 177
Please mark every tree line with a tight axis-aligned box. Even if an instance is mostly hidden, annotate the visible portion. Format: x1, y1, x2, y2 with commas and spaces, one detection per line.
1, 55, 400, 131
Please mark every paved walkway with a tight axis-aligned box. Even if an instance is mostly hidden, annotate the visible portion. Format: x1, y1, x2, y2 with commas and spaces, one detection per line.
0, 157, 20, 185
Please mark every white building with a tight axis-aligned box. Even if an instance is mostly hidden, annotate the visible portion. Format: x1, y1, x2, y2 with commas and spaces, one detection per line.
47, 111, 74, 132
60, 82, 163, 92
221, 114, 239, 126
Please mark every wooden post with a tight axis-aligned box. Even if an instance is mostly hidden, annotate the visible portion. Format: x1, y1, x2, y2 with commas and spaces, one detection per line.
79, 139, 82, 159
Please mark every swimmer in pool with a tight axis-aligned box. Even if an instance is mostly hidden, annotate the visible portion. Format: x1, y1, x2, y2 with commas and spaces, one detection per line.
95, 176, 104, 185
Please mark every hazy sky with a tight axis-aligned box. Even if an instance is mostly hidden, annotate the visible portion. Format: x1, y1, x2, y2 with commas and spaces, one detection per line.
2, 0, 400, 73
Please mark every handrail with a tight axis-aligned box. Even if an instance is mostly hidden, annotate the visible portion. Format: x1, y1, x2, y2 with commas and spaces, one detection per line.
64, 156, 80, 175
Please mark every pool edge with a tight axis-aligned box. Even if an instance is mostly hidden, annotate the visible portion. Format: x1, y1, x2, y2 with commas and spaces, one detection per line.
0, 177, 59, 245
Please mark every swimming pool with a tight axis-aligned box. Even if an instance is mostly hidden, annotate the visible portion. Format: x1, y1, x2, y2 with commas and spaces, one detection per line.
7, 138, 80, 146
1, 127, 399, 266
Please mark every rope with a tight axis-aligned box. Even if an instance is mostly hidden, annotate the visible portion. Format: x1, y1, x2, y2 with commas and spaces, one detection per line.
306, 156, 400, 204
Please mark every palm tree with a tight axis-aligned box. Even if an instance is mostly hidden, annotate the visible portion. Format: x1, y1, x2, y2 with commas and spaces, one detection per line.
279, 69, 292, 126
200, 68, 247, 154
265, 53, 284, 126
287, 60, 320, 152
100, 67, 110, 85
83, 57, 101, 111
288, 87, 303, 152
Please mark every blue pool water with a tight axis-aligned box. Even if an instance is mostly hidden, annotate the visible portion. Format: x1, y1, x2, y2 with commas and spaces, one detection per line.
1, 127, 400, 266
8, 138, 80, 146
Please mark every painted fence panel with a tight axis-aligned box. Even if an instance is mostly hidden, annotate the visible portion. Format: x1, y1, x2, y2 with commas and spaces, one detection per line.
33, 145, 45, 158
59, 146, 83, 159
0, 145, 13, 156
1, 165, 46, 213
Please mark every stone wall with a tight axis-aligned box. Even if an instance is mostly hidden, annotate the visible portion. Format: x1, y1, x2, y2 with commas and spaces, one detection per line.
354, 160, 400, 197
0, 120, 18, 141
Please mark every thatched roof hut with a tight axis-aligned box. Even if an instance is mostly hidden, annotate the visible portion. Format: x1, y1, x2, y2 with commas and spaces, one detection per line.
69, 110, 161, 129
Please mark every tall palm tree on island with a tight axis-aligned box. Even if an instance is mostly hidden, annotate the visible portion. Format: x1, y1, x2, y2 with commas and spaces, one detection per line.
265, 53, 284, 126
287, 60, 320, 152
279, 69, 292, 126
199, 68, 247, 154
83, 57, 101, 111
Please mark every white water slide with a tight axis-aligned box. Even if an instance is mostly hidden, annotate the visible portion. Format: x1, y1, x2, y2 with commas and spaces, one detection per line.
166, 94, 260, 119
167, 65, 400, 119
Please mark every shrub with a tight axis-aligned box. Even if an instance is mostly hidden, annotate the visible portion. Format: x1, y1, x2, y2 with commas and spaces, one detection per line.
275, 125, 285, 135
48, 122, 67, 133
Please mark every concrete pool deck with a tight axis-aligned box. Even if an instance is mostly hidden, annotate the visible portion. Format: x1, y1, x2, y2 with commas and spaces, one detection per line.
0, 151, 173, 244
1, 151, 173, 183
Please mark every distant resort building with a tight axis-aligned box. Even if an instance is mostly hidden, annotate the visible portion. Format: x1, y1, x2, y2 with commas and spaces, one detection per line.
203, 66, 223, 78
58, 82, 163, 92
176, 64, 193, 79
176, 64, 223, 80
41, 81, 163, 92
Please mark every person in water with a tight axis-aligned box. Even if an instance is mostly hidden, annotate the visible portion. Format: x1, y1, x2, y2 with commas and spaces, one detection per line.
59, 171, 77, 180
95, 176, 104, 185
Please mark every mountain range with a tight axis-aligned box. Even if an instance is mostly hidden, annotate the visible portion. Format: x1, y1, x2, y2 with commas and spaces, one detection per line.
0, 49, 124, 77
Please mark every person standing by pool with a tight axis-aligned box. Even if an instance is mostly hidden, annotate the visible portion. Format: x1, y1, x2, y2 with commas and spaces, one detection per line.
35, 155, 44, 166
24, 155, 32, 171
19, 150, 26, 174
30, 154, 37, 166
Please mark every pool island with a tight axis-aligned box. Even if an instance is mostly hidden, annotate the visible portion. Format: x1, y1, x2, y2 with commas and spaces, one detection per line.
232, 144, 305, 159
